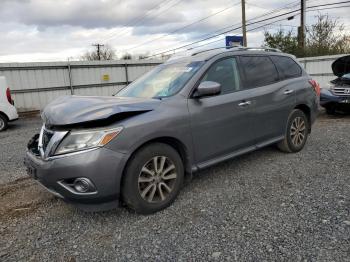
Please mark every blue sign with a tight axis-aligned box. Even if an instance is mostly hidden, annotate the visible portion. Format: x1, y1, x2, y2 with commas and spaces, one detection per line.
225, 36, 243, 48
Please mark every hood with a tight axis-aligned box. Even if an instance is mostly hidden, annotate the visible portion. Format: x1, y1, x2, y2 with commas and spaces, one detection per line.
41, 95, 161, 127
332, 55, 350, 77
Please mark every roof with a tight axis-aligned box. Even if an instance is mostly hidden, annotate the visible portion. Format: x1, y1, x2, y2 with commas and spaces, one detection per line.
165, 46, 288, 64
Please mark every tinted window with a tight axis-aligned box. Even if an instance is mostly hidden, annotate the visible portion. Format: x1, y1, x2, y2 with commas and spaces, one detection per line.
201, 57, 241, 94
271, 56, 302, 80
240, 56, 279, 87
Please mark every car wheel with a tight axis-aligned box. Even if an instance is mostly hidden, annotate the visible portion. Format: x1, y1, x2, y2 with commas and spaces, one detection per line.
325, 105, 336, 115
277, 109, 309, 153
122, 143, 184, 214
0, 114, 8, 132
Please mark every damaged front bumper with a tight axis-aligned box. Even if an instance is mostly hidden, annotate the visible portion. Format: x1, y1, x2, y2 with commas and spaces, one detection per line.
24, 135, 128, 212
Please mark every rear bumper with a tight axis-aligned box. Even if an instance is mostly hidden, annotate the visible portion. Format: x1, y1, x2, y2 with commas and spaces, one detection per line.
24, 147, 128, 211
0, 104, 18, 121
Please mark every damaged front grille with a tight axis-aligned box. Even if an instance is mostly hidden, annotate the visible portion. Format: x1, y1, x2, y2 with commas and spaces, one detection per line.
35, 125, 68, 159
41, 129, 54, 152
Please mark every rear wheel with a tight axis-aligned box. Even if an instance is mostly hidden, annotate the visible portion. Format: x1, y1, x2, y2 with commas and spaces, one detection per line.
0, 114, 8, 132
277, 109, 309, 153
122, 143, 184, 214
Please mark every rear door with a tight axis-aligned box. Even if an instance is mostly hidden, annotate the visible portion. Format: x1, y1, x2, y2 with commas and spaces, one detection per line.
239, 55, 297, 144
188, 57, 255, 166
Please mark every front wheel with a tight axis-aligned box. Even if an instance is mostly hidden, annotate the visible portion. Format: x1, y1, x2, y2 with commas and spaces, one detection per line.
122, 143, 184, 214
277, 109, 309, 153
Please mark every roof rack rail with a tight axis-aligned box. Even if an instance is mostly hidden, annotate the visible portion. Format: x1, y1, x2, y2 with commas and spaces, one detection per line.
189, 45, 282, 57
237, 46, 282, 52
190, 45, 241, 56
167, 45, 282, 62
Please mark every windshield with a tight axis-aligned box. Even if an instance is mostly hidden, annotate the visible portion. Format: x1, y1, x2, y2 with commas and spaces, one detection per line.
116, 61, 204, 98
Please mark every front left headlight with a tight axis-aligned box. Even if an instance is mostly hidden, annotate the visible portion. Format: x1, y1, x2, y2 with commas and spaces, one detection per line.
54, 127, 123, 155
322, 83, 335, 90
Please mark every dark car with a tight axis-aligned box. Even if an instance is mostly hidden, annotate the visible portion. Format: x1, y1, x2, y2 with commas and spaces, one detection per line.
320, 55, 350, 114
25, 47, 320, 214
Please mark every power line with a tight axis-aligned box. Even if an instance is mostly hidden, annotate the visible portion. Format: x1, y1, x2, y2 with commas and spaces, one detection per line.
126, 2, 240, 52
146, 9, 301, 58
145, 0, 350, 58
188, 3, 350, 51
307, 4, 350, 12
104, 0, 184, 42
147, 1, 301, 55
188, 14, 302, 50
101, 0, 172, 41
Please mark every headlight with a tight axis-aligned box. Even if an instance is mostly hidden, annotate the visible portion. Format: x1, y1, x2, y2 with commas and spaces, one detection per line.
54, 127, 123, 155
322, 83, 335, 90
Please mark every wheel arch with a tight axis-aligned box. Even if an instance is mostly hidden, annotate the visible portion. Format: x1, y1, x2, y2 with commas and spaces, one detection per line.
0, 111, 9, 121
122, 136, 193, 183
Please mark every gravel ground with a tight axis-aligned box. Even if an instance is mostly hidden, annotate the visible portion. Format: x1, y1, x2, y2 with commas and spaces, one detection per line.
0, 117, 41, 184
0, 113, 349, 261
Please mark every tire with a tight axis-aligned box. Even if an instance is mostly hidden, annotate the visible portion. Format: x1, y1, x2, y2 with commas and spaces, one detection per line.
0, 114, 8, 132
277, 109, 309, 153
325, 106, 336, 115
122, 143, 184, 214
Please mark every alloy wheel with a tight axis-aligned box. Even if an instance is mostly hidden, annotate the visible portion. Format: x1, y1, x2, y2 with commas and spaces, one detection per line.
138, 156, 177, 203
290, 116, 306, 147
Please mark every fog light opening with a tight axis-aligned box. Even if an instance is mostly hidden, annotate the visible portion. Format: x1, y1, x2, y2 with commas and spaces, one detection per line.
73, 178, 94, 193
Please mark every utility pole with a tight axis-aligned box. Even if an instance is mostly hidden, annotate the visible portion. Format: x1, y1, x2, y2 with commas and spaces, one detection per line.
241, 0, 247, 47
298, 0, 306, 50
92, 43, 104, 60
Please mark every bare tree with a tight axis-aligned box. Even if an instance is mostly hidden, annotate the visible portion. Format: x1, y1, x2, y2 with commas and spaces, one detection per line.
81, 45, 116, 61
306, 14, 350, 56
120, 53, 132, 60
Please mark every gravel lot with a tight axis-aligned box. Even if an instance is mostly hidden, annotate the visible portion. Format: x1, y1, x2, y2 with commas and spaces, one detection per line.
0, 113, 349, 261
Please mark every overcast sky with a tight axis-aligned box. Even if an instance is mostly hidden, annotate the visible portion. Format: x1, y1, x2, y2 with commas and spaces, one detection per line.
0, 0, 349, 62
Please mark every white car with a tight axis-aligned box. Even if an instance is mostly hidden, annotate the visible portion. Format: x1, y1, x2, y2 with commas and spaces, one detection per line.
0, 76, 18, 131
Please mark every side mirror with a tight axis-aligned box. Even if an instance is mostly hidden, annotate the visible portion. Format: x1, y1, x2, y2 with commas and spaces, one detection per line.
194, 81, 221, 98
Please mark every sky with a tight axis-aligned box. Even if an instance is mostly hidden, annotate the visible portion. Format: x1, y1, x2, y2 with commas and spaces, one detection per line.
0, 0, 349, 62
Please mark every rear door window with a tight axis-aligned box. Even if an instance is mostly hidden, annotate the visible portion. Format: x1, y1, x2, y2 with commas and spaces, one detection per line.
271, 56, 302, 80
240, 56, 279, 87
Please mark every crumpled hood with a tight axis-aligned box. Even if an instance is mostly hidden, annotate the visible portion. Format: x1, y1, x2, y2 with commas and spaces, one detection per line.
41, 95, 161, 127
332, 55, 350, 77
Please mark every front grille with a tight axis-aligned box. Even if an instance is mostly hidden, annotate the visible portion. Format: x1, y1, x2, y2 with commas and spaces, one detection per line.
38, 126, 68, 159
332, 87, 350, 96
42, 129, 54, 152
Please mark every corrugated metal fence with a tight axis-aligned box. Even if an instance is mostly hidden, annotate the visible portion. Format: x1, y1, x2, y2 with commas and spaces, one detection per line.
0, 60, 162, 112
0, 54, 348, 112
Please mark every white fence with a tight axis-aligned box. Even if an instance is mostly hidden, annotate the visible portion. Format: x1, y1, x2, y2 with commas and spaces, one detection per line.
0, 60, 162, 112
298, 54, 348, 88
0, 54, 347, 112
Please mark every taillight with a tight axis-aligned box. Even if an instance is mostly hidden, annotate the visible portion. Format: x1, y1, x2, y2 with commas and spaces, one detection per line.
6, 87, 14, 105
309, 79, 320, 97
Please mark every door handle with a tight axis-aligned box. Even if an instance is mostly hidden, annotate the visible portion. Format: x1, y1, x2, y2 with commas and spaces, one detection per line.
284, 90, 294, 95
238, 101, 251, 107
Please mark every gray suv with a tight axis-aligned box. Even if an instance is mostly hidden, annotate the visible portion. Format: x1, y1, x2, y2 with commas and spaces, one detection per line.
25, 47, 319, 213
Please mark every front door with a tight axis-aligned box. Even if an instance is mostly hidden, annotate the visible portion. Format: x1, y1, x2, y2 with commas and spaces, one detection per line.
188, 57, 255, 166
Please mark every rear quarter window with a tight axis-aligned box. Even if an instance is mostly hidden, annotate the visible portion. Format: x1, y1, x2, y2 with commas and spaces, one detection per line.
271, 56, 302, 80
239, 56, 279, 88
